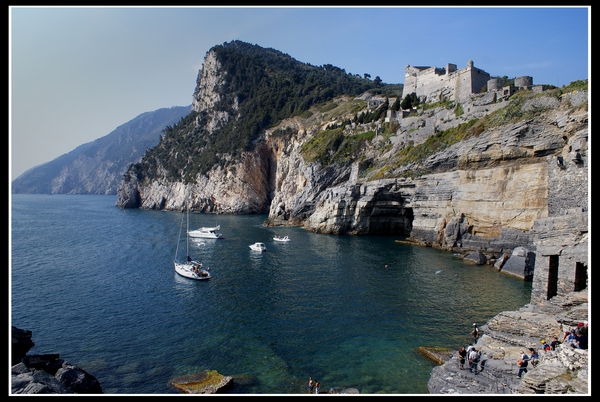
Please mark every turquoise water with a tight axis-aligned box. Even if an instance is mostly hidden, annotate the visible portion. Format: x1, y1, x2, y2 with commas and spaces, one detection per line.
10, 194, 532, 394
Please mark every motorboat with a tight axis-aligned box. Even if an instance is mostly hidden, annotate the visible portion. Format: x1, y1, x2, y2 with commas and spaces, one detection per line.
273, 235, 291, 242
249, 242, 267, 252
174, 203, 211, 281
188, 225, 224, 239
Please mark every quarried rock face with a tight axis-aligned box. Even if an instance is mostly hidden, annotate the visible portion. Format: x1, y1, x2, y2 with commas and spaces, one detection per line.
407, 163, 547, 253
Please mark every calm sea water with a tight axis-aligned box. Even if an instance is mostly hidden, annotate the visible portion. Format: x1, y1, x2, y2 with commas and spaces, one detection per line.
10, 194, 532, 394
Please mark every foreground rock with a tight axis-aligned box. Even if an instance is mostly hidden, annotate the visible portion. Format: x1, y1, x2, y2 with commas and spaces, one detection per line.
427, 290, 588, 394
168, 370, 234, 394
11, 326, 103, 394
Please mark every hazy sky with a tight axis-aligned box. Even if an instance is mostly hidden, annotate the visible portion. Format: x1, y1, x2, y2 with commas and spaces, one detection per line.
9, 6, 590, 181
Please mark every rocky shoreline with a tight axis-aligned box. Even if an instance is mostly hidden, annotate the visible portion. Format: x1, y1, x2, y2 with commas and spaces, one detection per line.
12, 287, 588, 394
426, 289, 588, 394
11, 326, 103, 394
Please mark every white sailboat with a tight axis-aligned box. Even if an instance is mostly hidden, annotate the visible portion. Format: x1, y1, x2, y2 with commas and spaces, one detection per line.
174, 204, 211, 280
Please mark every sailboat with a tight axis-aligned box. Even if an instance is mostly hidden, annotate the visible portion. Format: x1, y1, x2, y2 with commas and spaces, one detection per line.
174, 203, 211, 280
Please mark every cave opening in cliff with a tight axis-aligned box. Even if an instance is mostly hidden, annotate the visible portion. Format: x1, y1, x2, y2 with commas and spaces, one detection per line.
368, 207, 414, 236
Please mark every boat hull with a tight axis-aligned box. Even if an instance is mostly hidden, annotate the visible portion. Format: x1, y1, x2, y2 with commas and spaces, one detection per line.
174, 262, 211, 280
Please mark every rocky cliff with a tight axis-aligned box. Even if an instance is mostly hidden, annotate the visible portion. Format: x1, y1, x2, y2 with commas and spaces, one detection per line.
117, 44, 587, 241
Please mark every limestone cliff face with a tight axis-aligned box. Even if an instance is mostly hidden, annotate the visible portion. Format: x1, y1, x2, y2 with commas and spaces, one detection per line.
191, 49, 237, 134
263, 118, 354, 227
298, 94, 587, 259
117, 146, 274, 214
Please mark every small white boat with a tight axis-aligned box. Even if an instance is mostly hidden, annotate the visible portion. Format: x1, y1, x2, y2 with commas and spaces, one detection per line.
188, 225, 224, 239
273, 235, 291, 242
249, 242, 267, 252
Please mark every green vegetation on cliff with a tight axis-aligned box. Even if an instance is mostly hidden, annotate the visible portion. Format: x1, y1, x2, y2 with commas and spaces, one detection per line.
127, 40, 402, 184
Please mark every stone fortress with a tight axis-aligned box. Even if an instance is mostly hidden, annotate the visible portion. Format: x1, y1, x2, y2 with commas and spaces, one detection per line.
400, 60, 538, 104
369, 61, 548, 159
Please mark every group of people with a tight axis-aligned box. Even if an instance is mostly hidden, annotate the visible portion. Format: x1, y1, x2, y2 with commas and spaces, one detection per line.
458, 321, 588, 379
308, 377, 320, 394
517, 346, 541, 377
456, 324, 482, 373
457, 344, 481, 374
192, 262, 209, 276
517, 320, 588, 378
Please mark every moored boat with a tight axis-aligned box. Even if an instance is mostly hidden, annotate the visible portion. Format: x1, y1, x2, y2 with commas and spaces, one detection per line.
188, 225, 224, 239
174, 204, 211, 280
249, 242, 267, 252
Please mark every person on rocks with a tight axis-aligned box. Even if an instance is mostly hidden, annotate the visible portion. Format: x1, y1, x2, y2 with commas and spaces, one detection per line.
572, 327, 588, 350
314, 380, 320, 394
528, 347, 539, 367
563, 328, 577, 344
517, 350, 529, 378
458, 346, 467, 370
540, 339, 551, 352
308, 377, 314, 394
471, 323, 479, 342
468, 347, 479, 374
550, 335, 562, 351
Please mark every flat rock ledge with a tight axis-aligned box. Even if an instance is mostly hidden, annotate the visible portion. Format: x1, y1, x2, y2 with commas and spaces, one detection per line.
418, 346, 453, 365
168, 370, 234, 394
426, 290, 588, 395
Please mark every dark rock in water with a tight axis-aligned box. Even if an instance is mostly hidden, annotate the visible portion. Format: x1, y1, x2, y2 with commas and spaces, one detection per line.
11, 326, 103, 394
11, 326, 35, 365
464, 250, 487, 265
500, 246, 535, 280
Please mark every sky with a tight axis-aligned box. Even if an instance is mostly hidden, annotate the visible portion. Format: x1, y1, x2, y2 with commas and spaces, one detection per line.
9, 6, 590, 181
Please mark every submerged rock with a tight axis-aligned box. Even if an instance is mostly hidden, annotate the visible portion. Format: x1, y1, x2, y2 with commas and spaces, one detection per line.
168, 370, 234, 394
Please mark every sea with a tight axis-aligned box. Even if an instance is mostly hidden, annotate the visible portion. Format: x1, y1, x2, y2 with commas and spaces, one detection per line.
10, 194, 532, 395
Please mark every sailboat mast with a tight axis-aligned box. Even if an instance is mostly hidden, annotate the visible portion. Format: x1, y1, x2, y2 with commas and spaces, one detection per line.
186, 202, 190, 259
